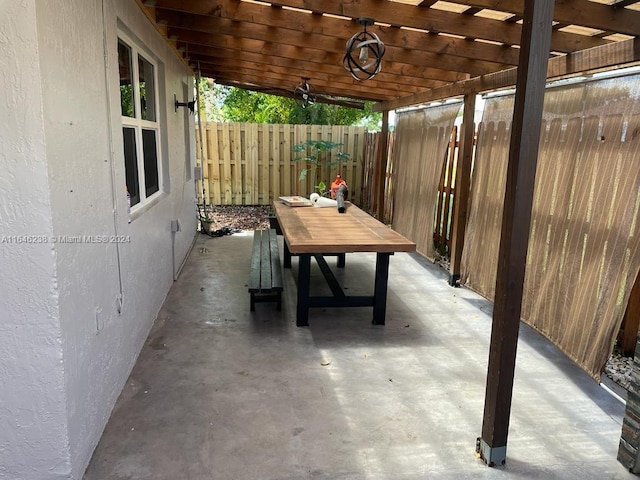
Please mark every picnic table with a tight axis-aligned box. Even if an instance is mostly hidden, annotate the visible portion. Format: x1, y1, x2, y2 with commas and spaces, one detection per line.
273, 200, 416, 326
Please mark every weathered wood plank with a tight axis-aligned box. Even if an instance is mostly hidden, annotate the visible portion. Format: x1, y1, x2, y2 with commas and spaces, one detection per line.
208, 124, 221, 205
269, 229, 283, 290
271, 125, 281, 202
246, 123, 259, 204
232, 123, 242, 204
260, 124, 270, 205
248, 230, 263, 292
273, 201, 416, 254
282, 124, 292, 198
260, 228, 271, 291
221, 123, 232, 204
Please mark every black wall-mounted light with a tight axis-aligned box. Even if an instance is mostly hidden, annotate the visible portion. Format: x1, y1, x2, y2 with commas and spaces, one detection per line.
294, 78, 316, 109
174, 93, 195, 114
343, 17, 386, 81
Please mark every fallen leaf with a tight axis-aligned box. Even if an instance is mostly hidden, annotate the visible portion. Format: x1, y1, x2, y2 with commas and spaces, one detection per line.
321, 360, 331, 366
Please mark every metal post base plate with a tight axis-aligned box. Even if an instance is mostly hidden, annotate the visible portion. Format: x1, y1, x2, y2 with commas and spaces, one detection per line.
476, 438, 506, 467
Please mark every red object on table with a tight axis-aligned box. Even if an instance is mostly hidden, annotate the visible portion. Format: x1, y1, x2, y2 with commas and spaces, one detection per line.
330, 174, 348, 199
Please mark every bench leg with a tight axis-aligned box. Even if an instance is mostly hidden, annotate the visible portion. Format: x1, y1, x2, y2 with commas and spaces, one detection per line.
250, 293, 256, 312
337, 253, 345, 268
277, 291, 282, 311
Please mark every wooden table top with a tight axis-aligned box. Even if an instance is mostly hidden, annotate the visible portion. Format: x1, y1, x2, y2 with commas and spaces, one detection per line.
273, 201, 416, 254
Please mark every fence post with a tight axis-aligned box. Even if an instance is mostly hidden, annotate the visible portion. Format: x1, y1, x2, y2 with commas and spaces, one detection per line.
448, 94, 476, 286
373, 111, 390, 220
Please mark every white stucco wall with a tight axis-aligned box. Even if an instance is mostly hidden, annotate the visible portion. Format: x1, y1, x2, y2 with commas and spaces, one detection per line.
0, 0, 197, 478
0, 1, 70, 479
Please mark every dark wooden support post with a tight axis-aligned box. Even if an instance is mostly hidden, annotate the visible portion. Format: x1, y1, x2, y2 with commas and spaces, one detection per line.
477, 0, 554, 467
373, 111, 389, 221
618, 274, 640, 356
618, 273, 640, 471
448, 93, 476, 286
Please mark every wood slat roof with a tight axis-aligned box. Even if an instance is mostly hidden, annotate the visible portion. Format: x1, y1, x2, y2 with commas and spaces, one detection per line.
138, 0, 640, 110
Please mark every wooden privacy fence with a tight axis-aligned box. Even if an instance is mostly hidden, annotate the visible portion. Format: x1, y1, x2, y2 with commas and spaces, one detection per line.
195, 123, 367, 206
433, 126, 459, 255
368, 126, 461, 252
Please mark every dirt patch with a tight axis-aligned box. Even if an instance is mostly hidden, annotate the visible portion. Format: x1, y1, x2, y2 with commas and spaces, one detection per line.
199, 205, 271, 233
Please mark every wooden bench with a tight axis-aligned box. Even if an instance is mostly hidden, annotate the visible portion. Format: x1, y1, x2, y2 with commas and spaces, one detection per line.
248, 229, 283, 311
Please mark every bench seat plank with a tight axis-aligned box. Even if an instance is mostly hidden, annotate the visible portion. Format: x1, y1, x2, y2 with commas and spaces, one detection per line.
248, 230, 263, 293
249, 229, 283, 311
269, 229, 283, 291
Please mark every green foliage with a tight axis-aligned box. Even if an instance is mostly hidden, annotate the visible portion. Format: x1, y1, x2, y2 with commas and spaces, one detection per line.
120, 85, 133, 117
197, 79, 230, 122
215, 86, 382, 128
293, 140, 350, 196
221, 89, 298, 123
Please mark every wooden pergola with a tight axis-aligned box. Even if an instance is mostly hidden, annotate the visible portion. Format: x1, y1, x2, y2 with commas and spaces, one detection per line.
137, 0, 640, 470
137, 0, 639, 106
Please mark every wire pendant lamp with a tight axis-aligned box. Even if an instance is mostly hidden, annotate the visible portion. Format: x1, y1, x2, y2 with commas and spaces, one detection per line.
293, 77, 315, 108
343, 18, 386, 81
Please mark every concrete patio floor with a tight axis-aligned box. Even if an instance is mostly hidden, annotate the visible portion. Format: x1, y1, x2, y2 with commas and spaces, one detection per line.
84, 231, 635, 480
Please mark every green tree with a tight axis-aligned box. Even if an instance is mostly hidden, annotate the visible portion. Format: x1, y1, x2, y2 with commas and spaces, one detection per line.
197, 78, 229, 122
217, 86, 382, 128
293, 140, 350, 196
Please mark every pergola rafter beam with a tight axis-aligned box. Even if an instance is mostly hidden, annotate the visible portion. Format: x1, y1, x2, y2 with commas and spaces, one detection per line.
374, 37, 640, 111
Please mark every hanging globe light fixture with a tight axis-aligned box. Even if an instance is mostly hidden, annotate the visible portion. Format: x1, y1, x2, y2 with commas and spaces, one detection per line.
343, 17, 386, 81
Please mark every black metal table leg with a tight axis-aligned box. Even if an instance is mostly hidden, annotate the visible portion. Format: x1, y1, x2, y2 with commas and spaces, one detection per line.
296, 254, 311, 326
337, 253, 346, 268
284, 241, 292, 268
372, 252, 391, 325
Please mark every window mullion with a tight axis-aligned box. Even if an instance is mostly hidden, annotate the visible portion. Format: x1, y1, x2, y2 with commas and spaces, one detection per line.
136, 127, 147, 202
133, 49, 147, 203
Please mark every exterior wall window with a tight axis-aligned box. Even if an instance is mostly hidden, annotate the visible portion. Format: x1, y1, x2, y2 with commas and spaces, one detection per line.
118, 36, 161, 207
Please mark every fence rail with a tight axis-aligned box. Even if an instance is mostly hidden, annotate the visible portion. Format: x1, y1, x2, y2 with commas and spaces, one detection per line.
195, 123, 367, 206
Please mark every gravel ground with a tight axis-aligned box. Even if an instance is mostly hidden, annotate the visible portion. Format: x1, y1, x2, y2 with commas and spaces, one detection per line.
604, 354, 633, 390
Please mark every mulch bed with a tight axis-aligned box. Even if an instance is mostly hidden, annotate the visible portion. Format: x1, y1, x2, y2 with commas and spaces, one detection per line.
199, 205, 271, 235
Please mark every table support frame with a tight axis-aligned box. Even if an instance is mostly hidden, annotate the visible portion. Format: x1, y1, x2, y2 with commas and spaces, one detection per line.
293, 252, 392, 327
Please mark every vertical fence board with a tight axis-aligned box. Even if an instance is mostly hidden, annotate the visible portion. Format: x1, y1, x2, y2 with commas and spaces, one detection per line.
293, 125, 305, 196
282, 124, 292, 198
221, 124, 232, 204
232, 123, 243, 204
356, 127, 365, 207
271, 124, 281, 201
345, 126, 356, 197
260, 124, 270, 204
247, 123, 259, 204
207, 124, 221, 205
310, 125, 322, 194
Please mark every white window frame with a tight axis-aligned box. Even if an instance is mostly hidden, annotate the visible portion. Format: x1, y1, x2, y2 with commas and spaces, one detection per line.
118, 32, 163, 211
